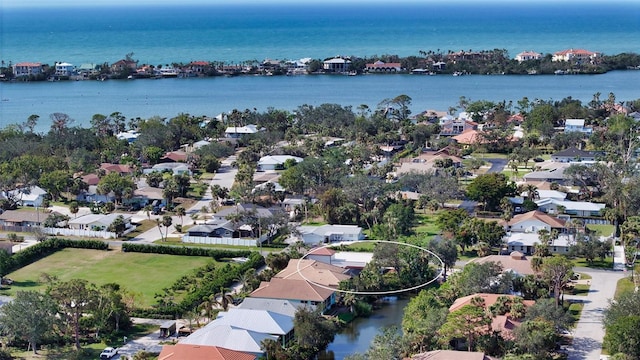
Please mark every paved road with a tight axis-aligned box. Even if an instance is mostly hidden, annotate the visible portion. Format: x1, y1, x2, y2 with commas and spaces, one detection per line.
566, 268, 626, 360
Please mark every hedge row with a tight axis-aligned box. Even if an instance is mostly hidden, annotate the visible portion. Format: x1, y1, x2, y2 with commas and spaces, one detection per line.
121, 243, 252, 260
5, 238, 108, 274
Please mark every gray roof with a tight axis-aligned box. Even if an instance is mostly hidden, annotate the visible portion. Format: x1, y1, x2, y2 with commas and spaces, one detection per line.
297, 224, 363, 236
180, 324, 276, 354
214, 308, 294, 335
68, 213, 131, 226
236, 298, 304, 317
552, 147, 597, 158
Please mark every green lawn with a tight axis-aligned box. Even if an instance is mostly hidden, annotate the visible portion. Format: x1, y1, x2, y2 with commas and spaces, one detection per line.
586, 224, 615, 237
567, 301, 584, 325
0, 248, 213, 307
571, 257, 613, 269
614, 277, 636, 299
414, 213, 440, 239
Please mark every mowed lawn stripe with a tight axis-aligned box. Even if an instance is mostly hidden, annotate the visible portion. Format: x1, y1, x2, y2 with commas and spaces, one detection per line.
3, 248, 212, 307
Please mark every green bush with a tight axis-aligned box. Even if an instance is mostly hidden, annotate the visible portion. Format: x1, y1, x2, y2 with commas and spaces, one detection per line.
121, 242, 253, 260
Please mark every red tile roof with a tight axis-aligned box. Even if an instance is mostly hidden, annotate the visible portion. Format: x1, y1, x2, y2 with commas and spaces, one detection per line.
159, 344, 256, 360
15, 62, 42, 67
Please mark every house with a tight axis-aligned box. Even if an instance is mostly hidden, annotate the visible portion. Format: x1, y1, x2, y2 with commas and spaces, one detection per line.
186, 222, 237, 238
514, 51, 542, 62
551, 147, 598, 163
116, 130, 140, 143
552, 48, 599, 63
274, 259, 351, 288
257, 155, 303, 171
452, 129, 481, 145
0, 209, 51, 228
180, 324, 277, 357
564, 119, 592, 134
504, 232, 573, 255
522, 189, 567, 201
224, 124, 262, 138
54, 62, 75, 76
160, 150, 189, 163
212, 204, 279, 222
396, 150, 463, 175
146, 162, 191, 175
111, 58, 137, 73
307, 248, 373, 270
439, 118, 478, 136
365, 61, 402, 72
132, 186, 165, 207
236, 298, 305, 318
410, 350, 495, 360
535, 198, 606, 217
77, 63, 100, 78
323, 57, 351, 72
76, 185, 116, 204
249, 278, 336, 313
100, 163, 134, 176
296, 224, 365, 245
214, 308, 294, 346
504, 210, 566, 233
449, 293, 535, 340
468, 252, 535, 276
67, 213, 132, 231
522, 164, 570, 184
12, 62, 43, 77
6, 186, 47, 207
158, 344, 256, 360
186, 60, 212, 75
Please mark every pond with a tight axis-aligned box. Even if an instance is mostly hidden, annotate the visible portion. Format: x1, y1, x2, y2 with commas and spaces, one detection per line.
318, 297, 410, 360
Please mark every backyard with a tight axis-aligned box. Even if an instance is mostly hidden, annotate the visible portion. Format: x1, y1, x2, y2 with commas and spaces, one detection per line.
0, 248, 213, 307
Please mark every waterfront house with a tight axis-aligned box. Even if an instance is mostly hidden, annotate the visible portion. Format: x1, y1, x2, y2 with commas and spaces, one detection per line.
307, 248, 373, 270
186, 60, 212, 75
159, 344, 256, 360
54, 62, 75, 76
295, 224, 365, 245
12, 62, 42, 77
257, 155, 303, 171
111, 58, 137, 73
323, 57, 351, 73
236, 298, 305, 318
552, 48, 599, 63
503, 210, 566, 234
180, 324, 276, 357
564, 119, 593, 134
515, 50, 542, 62
365, 61, 403, 73
249, 278, 336, 313
77, 63, 100, 78
274, 259, 351, 288
504, 232, 573, 255
551, 147, 598, 163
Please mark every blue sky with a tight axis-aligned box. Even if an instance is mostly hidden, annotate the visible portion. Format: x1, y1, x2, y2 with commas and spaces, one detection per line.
2, 0, 628, 8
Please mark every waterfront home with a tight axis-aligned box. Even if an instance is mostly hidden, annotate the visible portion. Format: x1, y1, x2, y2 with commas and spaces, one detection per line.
111, 58, 137, 72
503, 210, 566, 234
180, 324, 276, 357
68, 213, 132, 231
159, 344, 256, 360
215, 308, 294, 347
365, 61, 403, 72
224, 124, 262, 138
236, 298, 305, 318
323, 57, 351, 73
77, 63, 100, 78
504, 232, 573, 255
257, 155, 303, 171
515, 50, 542, 62
295, 224, 365, 245
449, 293, 535, 341
307, 248, 373, 270
54, 62, 75, 76
468, 252, 535, 276
551, 147, 598, 163
249, 278, 336, 314
12, 62, 42, 77
552, 48, 600, 63
185, 60, 212, 75
5, 185, 47, 207
564, 119, 593, 134
274, 259, 351, 288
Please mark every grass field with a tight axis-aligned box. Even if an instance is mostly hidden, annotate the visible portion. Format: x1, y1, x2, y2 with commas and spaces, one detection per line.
586, 224, 615, 237
0, 248, 213, 307
414, 213, 440, 239
614, 276, 636, 299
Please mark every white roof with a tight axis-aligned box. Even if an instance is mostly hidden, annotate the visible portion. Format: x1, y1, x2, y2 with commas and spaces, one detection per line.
565, 119, 585, 126
324, 57, 351, 64
297, 224, 363, 237
522, 190, 567, 200
225, 124, 260, 134
8, 186, 47, 202
116, 130, 139, 140
68, 213, 131, 226
258, 155, 303, 166
180, 323, 276, 354
214, 308, 293, 335
506, 232, 572, 248
535, 198, 606, 212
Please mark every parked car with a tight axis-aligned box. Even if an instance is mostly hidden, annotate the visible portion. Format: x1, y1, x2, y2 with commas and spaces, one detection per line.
100, 347, 118, 359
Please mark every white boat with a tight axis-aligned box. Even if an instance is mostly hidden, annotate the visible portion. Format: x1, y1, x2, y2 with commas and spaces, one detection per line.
157, 68, 179, 77
452, 71, 463, 76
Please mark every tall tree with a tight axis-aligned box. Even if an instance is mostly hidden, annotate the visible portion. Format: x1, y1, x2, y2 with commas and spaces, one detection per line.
540, 256, 573, 307
438, 304, 492, 352
0, 290, 58, 354
49, 279, 98, 350
466, 173, 517, 211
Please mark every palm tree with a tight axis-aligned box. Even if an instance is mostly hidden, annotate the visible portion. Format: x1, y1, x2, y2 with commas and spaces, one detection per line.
531, 257, 544, 274
143, 204, 153, 220
198, 295, 217, 323
175, 206, 186, 226
214, 287, 235, 311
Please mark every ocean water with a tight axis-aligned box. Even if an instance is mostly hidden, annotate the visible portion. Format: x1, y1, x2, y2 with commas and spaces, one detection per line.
1, 2, 639, 66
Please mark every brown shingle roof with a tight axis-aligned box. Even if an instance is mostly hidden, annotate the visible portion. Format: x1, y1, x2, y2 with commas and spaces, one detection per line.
158, 344, 256, 360
275, 259, 350, 287
250, 278, 334, 302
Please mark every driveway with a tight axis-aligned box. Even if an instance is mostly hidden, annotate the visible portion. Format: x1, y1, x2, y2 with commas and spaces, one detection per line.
566, 268, 626, 360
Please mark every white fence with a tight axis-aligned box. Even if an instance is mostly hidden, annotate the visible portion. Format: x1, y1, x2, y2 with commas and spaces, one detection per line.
43, 228, 117, 239
182, 235, 258, 247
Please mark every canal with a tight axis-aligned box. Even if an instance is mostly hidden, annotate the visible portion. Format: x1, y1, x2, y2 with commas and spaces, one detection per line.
318, 297, 410, 360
